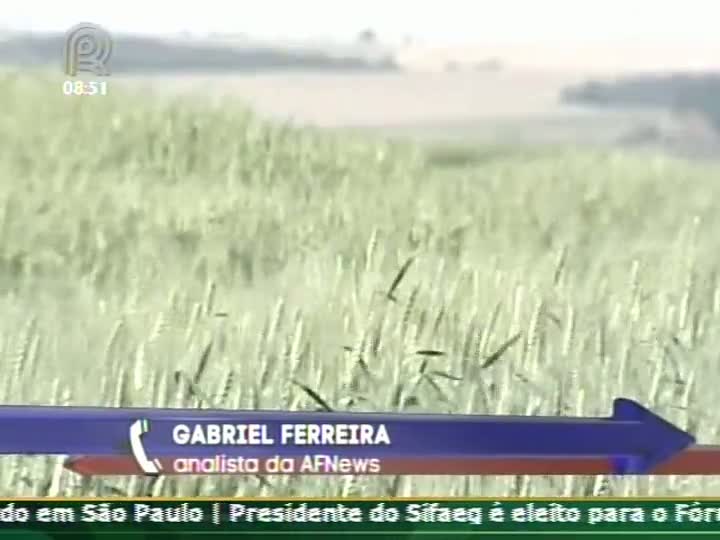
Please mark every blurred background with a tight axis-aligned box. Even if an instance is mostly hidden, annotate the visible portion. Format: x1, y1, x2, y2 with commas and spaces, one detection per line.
2, 0, 719, 158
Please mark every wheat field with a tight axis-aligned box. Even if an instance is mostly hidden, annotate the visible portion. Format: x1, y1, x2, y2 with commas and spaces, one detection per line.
2, 72, 720, 498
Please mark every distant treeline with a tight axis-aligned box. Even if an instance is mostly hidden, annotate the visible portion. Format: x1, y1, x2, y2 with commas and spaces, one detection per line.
0, 33, 399, 73
562, 73, 720, 132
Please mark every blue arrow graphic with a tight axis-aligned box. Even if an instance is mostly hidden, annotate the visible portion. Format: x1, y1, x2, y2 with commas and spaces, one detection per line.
0, 398, 694, 474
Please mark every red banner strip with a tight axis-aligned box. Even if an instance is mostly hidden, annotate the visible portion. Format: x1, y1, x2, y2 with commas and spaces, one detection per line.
63, 446, 720, 476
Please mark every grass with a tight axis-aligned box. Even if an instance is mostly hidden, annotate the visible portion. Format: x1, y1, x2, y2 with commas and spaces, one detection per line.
2, 71, 720, 498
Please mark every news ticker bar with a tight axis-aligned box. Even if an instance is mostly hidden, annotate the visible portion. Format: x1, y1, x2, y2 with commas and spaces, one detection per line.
0, 498, 717, 537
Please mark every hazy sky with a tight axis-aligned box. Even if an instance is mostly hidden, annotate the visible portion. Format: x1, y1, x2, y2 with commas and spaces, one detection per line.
3, 0, 719, 44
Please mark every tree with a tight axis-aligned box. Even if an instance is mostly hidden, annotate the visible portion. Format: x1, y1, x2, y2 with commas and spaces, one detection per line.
357, 29, 377, 44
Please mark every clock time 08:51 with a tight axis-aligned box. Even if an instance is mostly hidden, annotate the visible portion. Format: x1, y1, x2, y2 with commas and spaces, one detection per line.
62, 80, 109, 96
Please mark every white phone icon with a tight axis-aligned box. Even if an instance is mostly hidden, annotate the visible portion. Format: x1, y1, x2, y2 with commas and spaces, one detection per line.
129, 419, 162, 475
